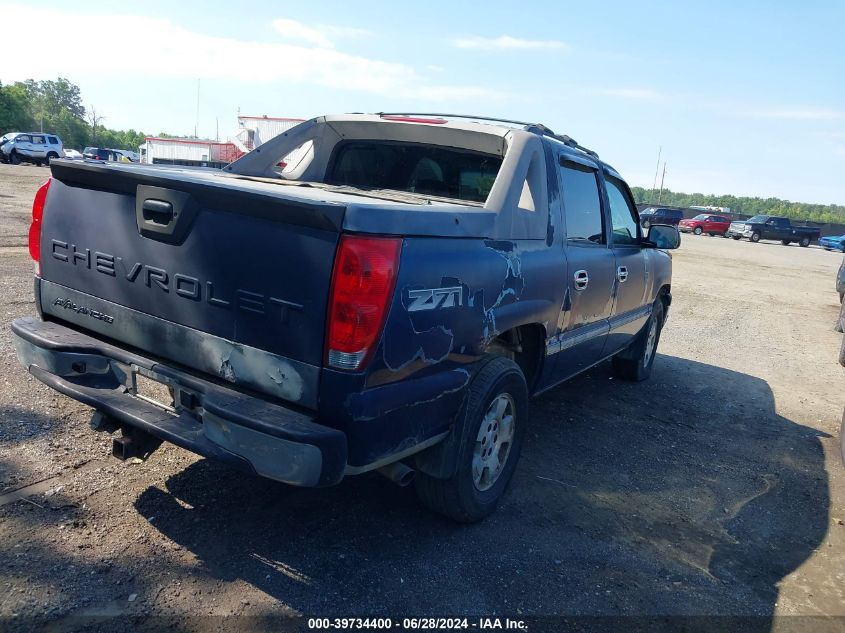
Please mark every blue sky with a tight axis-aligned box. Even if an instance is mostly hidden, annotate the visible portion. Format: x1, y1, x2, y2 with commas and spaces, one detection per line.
1, 0, 843, 204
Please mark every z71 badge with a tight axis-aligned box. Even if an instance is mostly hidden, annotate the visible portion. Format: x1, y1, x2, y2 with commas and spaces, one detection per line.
407, 286, 463, 312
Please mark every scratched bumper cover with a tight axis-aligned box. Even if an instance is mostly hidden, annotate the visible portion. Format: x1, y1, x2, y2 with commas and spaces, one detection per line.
11, 317, 347, 487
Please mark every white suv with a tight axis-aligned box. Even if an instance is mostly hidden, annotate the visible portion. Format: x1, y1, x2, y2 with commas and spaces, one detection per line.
0, 132, 65, 166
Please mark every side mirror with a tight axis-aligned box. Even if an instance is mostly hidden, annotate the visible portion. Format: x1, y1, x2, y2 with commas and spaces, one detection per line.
645, 224, 681, 249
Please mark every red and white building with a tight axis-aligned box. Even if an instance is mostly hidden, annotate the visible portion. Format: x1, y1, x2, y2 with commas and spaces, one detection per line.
140, 115, 304, 167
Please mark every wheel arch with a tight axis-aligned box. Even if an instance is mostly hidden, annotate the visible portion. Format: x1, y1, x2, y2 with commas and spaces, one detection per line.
414, 322, 545, 480
482, 322, 546, 395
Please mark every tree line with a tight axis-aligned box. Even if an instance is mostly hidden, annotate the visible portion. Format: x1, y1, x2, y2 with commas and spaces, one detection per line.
632, 187, 845, 224
0, 78, 167, 152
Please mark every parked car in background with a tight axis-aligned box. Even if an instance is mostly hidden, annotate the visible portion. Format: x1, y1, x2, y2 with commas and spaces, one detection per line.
678, 214, 731, 236
819, 235, 845, 252
726, 215, 820, 246
62, 149, 84, 160
0, 133, 64, 165
0, 132, 21, 155
83, 147, 136, 163
115, 149, 140, 162
640, 207, 684, 229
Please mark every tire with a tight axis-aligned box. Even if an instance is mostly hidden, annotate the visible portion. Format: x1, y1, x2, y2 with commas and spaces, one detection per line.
835, 298, 845, 332
612, 299, 665, 381
414, 356, 527, 523
642, 221, 650, 230
35, 160, 42, 167
750, 232, 761, 243
9, 151, 20, 165
839, 331, 845, 367
693, 226, 703, 235
45, 152, 58, 166
732, 235, 742, 240
799, 237, 810, 247
781, 240, 791, 246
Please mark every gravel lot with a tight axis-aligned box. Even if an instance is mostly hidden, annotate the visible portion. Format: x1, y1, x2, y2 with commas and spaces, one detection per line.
0, 163, 843, 629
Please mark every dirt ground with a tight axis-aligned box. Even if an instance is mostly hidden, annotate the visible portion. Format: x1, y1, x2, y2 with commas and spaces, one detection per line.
0, 162, 843, 630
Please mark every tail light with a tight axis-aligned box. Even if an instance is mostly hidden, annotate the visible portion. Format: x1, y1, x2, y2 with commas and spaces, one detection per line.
325, 235, 401, 371
29, 178, 52, 269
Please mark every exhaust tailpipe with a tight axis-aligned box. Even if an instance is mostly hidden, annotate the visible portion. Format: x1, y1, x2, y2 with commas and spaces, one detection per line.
378, 462, 415, 487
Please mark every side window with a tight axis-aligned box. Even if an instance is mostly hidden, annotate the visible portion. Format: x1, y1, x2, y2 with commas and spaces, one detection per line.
560, 160, 604, 244
32, 136, 45, 145
48, 136, 59, 145
605, 175, 639, 246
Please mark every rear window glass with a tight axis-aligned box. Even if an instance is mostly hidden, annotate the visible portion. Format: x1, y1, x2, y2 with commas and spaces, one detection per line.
328, 141, 501, 203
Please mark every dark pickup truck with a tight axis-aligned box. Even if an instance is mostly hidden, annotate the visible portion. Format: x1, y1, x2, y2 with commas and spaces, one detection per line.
12, 113, 679, 521
726, 215, 820, 246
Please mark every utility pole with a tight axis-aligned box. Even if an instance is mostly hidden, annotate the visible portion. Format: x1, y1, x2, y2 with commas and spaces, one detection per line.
195, 79, 200, 138
216, 117, 219, 142
651, 145, 662, 200
657, 162, 667, 203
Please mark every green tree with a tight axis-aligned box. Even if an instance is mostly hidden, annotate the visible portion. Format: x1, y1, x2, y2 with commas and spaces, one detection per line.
0, 82, 34, 132
631, 186, 845, 224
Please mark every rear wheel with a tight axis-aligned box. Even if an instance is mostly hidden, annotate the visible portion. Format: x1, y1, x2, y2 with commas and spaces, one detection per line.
693, 226, 703, 235
799, 237, 810, 247
414, 356, 527, 523
839, 332, 845, 367
612, 299, 664, 381
45, 152, 58, 166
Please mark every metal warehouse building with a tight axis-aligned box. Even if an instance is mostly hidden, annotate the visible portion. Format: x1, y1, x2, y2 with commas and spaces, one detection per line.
140, 115, 304, 168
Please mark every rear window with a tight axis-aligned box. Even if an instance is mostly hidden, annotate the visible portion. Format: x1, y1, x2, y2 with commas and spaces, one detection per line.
328, 141, 502, 203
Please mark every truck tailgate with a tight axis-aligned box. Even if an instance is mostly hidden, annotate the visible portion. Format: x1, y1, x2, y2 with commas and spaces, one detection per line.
38, 162, 345, 408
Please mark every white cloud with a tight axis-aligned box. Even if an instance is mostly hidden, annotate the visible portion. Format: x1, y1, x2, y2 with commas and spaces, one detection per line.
596, 88, 663, 100
451, 35, 567, 50
760, 107, 843, 120
0, 5, 504, 102
272, 18, 335, 48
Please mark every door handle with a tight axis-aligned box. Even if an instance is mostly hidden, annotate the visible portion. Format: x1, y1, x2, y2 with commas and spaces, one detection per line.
573, 269, 589, 290
617, 266, 629, 283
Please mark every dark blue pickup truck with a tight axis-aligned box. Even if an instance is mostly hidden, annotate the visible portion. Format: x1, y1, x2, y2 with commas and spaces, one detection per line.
12, 113, 679, 521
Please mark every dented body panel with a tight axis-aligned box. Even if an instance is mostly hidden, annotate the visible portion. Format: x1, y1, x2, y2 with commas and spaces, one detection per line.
13, 114, 673, 485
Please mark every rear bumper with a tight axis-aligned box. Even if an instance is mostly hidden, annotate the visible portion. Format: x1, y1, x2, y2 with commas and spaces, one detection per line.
11, 317, 347, 487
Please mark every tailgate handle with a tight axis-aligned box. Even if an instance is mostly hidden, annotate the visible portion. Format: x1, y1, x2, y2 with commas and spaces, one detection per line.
136, 185, 198, 245
142, 199, 174, 226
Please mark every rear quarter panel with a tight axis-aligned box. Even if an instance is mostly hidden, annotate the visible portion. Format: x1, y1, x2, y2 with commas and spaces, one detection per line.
318, 236, 566, 466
